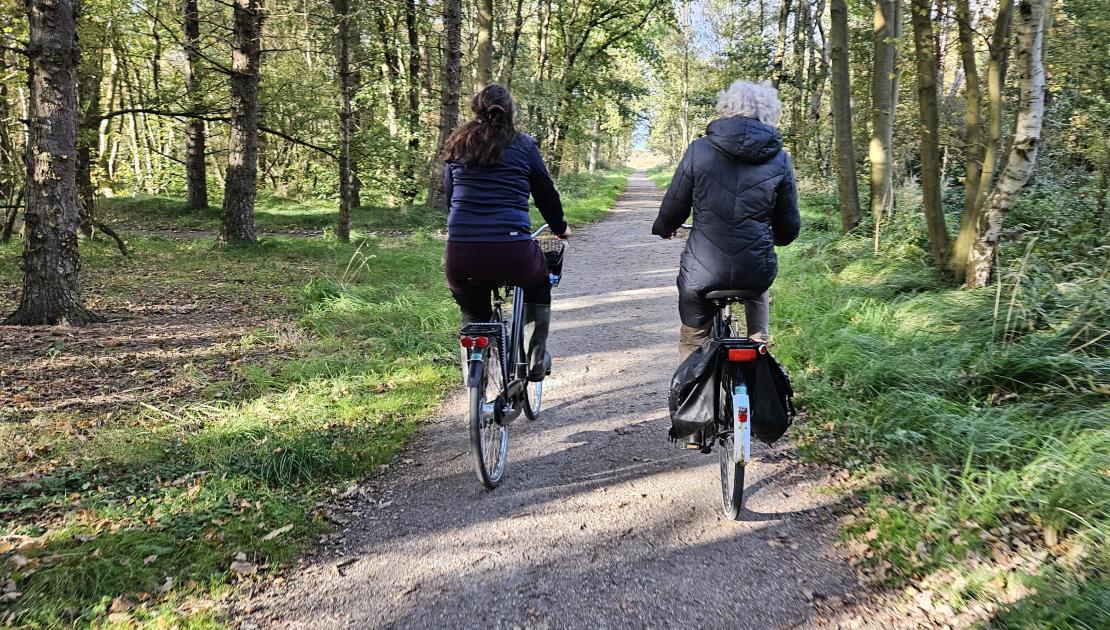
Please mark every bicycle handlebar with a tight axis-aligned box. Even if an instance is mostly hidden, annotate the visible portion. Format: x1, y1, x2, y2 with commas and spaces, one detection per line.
532, 224, 550, 239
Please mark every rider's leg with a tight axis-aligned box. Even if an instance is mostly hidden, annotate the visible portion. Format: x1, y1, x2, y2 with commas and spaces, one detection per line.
677, 286, 714, 363
521, 281, 553, 381
450, 287, 494, 324
743, 290, 770, 343
678, 324, 710, 362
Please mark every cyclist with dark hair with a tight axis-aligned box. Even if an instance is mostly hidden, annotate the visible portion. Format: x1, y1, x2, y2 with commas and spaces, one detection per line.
443, 84, 571, 382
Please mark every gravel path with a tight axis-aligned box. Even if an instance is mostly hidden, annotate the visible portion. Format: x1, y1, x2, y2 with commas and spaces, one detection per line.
239, 172, 862, 629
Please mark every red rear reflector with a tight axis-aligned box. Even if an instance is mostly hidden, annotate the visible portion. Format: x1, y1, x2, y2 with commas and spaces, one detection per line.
460, 336, 475, 348
474, 336, 489, 348
727, 348, 757, 362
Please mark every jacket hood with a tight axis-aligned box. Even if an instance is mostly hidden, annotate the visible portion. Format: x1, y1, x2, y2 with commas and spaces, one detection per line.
705, 116, 783, 164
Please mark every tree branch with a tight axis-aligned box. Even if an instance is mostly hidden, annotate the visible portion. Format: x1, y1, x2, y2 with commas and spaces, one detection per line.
99, 108, 338, 160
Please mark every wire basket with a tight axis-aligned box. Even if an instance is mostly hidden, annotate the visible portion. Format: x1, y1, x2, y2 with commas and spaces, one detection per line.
536, 235, 566, 282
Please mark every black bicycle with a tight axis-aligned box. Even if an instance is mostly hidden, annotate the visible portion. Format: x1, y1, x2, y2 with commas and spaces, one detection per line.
459, 225, 566, 488
694, 290, 765, 519
678, 225, 766, 519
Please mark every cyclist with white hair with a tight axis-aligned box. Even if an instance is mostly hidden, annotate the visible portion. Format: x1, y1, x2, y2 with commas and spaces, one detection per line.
652, 80, 801, 360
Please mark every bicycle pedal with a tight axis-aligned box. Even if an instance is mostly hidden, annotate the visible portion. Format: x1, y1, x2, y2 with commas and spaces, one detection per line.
683, 442, 703, 450
700, 445, 713, 454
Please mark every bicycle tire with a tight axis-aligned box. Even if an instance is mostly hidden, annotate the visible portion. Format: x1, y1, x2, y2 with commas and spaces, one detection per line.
719, 371, 746, 519
469, 338, 508, 489
523, 379, 543, 420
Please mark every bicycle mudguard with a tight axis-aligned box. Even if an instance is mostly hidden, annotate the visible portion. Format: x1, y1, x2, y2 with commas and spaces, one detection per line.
466, 357, 484, 388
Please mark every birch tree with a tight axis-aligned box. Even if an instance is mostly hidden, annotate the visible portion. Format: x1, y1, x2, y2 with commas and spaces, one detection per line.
965, 0, 1049, 288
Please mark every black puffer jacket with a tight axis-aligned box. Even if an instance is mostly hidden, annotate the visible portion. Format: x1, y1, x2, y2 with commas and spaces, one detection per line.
652, 116, 800, 305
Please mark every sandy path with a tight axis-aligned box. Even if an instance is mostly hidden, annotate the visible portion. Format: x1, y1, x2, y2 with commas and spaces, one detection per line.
239, 172, 861, 629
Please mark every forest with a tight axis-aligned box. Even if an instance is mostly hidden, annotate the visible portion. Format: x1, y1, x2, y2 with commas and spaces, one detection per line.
0, 0, 1107, 628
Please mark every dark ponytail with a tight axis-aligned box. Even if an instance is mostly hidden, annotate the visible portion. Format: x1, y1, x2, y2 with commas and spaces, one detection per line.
443, 84, 518, 168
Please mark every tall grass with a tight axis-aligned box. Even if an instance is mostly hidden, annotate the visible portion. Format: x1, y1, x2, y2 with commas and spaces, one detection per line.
772, 191, 1109, 625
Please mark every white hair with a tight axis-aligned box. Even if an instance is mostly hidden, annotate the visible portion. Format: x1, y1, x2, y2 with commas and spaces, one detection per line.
715, 80, 783, 127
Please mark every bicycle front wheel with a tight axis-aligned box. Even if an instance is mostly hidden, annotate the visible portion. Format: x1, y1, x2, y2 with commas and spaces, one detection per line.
523, 379, 543, 420
469, 339, 508, 489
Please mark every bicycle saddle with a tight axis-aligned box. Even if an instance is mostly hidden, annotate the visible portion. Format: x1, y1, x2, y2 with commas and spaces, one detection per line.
704, 289, 761, 302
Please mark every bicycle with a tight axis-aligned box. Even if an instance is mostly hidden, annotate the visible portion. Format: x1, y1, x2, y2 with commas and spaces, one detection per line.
677, 225, 766, 520
459, 225, 566, 489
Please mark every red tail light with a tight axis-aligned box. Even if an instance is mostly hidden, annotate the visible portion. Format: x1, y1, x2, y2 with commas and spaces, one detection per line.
460, 336, 489, 349
727, 348, 757, 362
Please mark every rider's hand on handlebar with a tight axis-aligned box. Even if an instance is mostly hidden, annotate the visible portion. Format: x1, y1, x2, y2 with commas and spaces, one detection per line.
557, 226, 572, 239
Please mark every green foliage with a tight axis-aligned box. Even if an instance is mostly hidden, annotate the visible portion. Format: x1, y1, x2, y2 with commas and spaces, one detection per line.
773, 190, 1109, 623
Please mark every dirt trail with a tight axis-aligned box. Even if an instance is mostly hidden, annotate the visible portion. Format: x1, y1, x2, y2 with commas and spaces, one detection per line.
239, 172, 863, 629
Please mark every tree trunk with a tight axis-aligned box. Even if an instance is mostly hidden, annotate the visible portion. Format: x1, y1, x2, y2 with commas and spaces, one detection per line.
911, 0, 951, 268
974, 0, 1014, 211
869, 0, 899, 252
332, 0, 352, 242
503, 0, 524, 88
790, 0, 810, 157
475, 0, 493, 90
951, 0, 982, 282
427, 0, 461, 211
401, 0, 420, 204
5, 0, 98, 325
964, 0, 1047, 288
219, 0, 262, 243
76, 16, 106, 238
804, 0, 827, 167
375, 8, 401, 138
183, 0, 208, 210
588, 115, 600, 174
772, 0, 793, 89
829, 0, 861, 231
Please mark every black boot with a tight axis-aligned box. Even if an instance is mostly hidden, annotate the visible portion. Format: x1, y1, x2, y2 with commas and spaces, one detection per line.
523, 303, 552, 381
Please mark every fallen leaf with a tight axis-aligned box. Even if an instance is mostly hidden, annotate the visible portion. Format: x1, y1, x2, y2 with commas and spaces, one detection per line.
262, 524, 293, 541
143, 554, 158, 565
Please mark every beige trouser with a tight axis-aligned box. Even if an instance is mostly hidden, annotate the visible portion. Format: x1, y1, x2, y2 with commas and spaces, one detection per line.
678, 290, 770, 363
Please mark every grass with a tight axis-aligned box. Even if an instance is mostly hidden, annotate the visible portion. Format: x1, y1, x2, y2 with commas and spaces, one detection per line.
645, 164, 675, 191
0, 168, 631, 628
96, 193, 444, 234
96, 168, 632, 235
768, 191, 1109, 626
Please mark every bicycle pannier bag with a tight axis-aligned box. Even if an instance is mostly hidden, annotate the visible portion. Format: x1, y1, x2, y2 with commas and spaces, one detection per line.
746, 353, 794, 444
667, 339, 722, 440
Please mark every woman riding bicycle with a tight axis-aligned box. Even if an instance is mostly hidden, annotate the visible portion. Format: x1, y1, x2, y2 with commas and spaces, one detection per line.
652, 80, 801, 361
443, 84, 571, 382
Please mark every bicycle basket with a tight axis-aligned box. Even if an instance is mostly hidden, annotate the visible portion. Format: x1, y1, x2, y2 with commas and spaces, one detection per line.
536, 236, 566, 280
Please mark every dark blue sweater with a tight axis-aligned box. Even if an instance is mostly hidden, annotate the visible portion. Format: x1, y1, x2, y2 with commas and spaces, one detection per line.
445, 133, 567, 242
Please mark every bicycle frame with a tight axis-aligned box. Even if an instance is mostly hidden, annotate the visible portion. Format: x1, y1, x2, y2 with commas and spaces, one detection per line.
461, 224, 552, 424
712, 303, 756, 466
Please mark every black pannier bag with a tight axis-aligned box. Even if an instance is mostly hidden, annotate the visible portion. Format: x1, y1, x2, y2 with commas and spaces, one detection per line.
668, 343, 797, 445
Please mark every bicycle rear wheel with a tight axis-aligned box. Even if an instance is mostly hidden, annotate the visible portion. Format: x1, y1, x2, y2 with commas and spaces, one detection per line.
719, 371, 746, 519
469, 337, 508, 489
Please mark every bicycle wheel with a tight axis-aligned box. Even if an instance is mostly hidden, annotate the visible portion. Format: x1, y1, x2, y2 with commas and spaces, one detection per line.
718, 372, 746, 519
523, 379, 543, 420
469, 336, 508, 489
